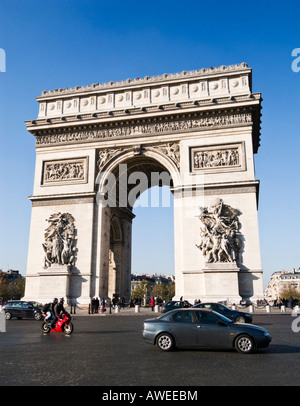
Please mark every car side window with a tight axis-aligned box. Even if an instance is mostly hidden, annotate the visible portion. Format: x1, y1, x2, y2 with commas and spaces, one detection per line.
172, 311, 193, 323
22, 302, 31, 309
197, 311, 219, 325
12, 302, 21, 308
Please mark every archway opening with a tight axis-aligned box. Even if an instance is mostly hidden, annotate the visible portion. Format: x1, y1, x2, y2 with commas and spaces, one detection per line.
98, 152, 177, 301
132, 185, 175, 276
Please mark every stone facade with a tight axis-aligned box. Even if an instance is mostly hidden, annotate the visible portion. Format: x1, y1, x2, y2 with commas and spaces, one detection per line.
23, 63, 264, 304
265, 269, 300, 303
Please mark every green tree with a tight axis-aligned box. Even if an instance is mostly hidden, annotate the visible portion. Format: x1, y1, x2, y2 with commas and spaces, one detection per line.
0, 272, 25, 301
12, 276, 25, 299
132, 279, 176, 304
152, 281, 175, 301
0, 270, 9, 301
131, 280, 153, 304
280, 286, 300, 301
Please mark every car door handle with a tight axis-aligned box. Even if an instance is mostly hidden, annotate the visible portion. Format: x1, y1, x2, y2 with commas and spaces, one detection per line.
197, 325, 203, 328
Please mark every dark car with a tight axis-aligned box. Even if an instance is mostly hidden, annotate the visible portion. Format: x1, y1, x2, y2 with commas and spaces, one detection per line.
161, 300, 192, 313
193, 302, 252, 323
2, 300, 42, 321
143, 308, 271, 354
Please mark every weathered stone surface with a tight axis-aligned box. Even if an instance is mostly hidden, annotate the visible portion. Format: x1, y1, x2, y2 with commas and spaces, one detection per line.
23, 63, 263, 304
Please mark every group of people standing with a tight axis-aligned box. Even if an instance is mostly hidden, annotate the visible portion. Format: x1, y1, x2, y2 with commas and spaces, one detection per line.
90, 297, 106, 313
90, 296, 127, 313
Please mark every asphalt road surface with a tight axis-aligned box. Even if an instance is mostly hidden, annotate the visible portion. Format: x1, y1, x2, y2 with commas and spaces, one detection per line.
0, 312, 300, 386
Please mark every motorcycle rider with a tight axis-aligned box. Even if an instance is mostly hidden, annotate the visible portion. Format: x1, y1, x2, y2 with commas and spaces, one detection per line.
50, 297, 58, 330
54, 297, 70, 320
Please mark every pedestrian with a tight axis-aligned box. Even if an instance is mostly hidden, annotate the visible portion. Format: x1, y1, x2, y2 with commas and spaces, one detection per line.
100, 298, 106, 313
112, 296, 117, 309
151, 296, 155, 311
91, 297, 95, 313
117, 297, 122, 310
95, 297, 99, 313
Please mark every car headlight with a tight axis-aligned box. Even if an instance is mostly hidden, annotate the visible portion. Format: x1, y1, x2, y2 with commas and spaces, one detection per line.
263, 332, 270, 337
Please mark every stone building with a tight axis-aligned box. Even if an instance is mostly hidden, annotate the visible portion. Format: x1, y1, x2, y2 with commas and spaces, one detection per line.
23, 63, 264, 304
265, 269, 300, 303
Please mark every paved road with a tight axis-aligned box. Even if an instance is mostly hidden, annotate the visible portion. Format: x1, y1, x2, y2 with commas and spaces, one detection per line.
0, 311, 300, 386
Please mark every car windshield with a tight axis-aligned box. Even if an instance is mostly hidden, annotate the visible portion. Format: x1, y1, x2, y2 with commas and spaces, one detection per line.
157, 313, 174, 321
214, 312, 233, 323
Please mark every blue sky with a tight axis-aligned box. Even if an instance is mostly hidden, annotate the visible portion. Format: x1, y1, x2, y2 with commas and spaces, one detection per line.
0, 0, 299, 288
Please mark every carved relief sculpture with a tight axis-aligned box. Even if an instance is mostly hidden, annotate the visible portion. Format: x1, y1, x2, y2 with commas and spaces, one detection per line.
194, 147, 239, 169
35, 113, 252, 146
196, 199, 241, 264
97, 142, 180, 171
152, 142, 180, 169
43, 158, 87, 185
97, 148, 122, 171
42, 213, 76, 268
191, 143, 245, 173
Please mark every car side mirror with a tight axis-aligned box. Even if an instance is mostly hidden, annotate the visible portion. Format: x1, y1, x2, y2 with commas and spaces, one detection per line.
218, 320, 226, 326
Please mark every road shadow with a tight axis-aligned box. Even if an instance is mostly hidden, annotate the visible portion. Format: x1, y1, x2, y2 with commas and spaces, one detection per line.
263, 344, 300, 354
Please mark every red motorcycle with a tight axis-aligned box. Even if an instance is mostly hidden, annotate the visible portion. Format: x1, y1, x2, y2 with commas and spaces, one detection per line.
41, 313, 74, 335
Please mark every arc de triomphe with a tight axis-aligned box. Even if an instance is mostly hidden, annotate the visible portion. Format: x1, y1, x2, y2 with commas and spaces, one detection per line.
23, 63, 264, 304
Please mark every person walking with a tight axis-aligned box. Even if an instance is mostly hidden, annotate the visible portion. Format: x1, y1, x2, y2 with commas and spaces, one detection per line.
151, 297, 155, 311
100, 298, 106, 313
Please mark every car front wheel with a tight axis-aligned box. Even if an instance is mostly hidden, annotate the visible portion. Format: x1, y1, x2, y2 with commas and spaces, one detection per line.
5, 312, 12, 320
156, 333, 174, 351
34, 312, 42, 321
235, 334, 254, 354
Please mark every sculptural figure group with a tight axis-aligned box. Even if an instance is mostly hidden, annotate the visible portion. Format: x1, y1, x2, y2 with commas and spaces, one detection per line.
197, 199, 241, 264
42, 212, 76, 269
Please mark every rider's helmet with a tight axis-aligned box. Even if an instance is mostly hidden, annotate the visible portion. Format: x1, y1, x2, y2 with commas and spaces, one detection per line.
59, 297, 64, 303
53, 298, 58, 304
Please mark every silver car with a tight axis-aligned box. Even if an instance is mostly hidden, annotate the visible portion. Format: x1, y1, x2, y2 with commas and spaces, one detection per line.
143, 308, 271, 354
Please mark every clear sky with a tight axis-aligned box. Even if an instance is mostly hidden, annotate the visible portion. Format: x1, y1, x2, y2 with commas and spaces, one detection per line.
0, 0, 299, 289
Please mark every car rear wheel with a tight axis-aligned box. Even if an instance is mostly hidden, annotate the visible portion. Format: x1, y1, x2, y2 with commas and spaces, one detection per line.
5, 312, 12, 320
156, 333, 174, 351
235, 334, 254, 354
34, 312, 42, 321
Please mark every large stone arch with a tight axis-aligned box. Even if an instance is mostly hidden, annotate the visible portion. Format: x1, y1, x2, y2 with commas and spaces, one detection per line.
96, 146, 181, 198
23, 63, 264, 305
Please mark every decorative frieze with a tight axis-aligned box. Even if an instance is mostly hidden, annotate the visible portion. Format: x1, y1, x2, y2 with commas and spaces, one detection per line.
190, 143, 245, 173
35, 112, 252, 146
42, 158, 88, 185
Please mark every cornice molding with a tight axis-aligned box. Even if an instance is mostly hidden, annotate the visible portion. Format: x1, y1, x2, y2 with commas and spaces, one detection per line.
32, 106, 260, 152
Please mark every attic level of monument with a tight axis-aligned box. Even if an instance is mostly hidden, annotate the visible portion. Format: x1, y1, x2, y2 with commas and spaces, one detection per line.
23, 63, 264, 305
38, 62, 252, 97
25, 63, 262, 153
